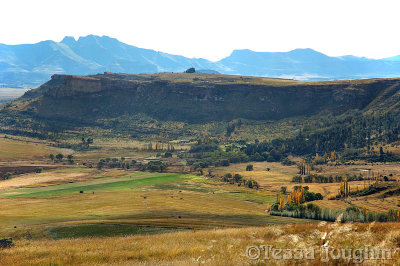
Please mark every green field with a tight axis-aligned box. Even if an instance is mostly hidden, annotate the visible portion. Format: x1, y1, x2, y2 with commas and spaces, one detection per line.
5, 173, 192, 198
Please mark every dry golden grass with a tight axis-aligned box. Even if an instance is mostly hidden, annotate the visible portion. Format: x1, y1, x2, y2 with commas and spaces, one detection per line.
1, 222, 400, 265
0, 136, 72, 161
0, 168, 99, 190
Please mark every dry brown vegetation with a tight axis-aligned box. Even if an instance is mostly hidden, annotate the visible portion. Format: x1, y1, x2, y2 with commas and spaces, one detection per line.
1, 222, 400, 265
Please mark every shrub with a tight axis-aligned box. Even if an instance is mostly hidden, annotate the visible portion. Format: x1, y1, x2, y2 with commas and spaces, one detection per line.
34, 167, 43, 173
223, 173, 232, 182
233, 174, 243, 183
164, 152, 173, 158
56, 154, 64, 161
2, 172, 11, 180
246, 164, 253, 171
0, 238, 14, 248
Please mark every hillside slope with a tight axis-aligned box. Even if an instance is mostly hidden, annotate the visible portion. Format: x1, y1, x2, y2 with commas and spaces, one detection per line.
15, 73, 399, 123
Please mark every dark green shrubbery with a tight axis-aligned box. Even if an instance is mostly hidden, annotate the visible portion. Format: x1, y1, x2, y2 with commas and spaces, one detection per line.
292, 174, 363, 183
221, 173, 259, 189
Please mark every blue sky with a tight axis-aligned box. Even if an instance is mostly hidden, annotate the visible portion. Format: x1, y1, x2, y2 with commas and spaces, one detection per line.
1, 0, 399, 61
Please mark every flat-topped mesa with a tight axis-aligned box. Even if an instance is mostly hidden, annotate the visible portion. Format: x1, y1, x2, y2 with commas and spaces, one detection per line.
45, 74, 140, 98
17, 72, 400, 123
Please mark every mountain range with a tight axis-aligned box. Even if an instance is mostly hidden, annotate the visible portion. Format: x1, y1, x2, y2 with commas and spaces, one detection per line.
2, 35, 400, 87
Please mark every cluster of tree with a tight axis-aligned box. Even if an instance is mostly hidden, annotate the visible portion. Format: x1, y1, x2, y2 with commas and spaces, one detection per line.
279, 111, 400, 156
186, 139, 291, 169
97, 157, 133, 169
340, 147, 400, 162
314, 151, 339, 164
225, 120, 242, 137
271, 205, 400, 223
352, 184, 390, 197
81, 137, 93, 145
49, 154, 74, 164
137, 161, 167, 172
292, 174, 364, 183
221, 173, 259, 189
329, 176, 391, 200
244, 140, 286, 162
290, 185, 323, 202
141, 142, 175, 152
188, 143, 219, 153
273, 186, 323, 212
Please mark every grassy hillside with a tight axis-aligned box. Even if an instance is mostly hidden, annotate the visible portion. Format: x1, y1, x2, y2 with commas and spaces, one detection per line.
2, 72, 400, 147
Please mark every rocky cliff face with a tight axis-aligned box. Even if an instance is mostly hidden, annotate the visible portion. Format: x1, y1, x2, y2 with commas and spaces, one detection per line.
18, 73, 400, 123
44, 74, 140, 97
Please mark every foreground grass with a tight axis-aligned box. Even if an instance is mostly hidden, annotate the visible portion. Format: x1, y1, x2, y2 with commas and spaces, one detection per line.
1, 222, 400, 265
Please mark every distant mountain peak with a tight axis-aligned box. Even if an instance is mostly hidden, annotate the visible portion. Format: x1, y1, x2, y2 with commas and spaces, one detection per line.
2, 35, 400, 88
61, 36, 76, 45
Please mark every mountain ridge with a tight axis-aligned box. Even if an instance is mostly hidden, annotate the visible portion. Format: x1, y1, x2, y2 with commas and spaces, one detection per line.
2, 35, 400, 87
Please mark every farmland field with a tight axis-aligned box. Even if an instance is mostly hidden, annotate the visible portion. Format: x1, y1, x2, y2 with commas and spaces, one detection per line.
0, 165, 316, 243
1, 130, 400, 265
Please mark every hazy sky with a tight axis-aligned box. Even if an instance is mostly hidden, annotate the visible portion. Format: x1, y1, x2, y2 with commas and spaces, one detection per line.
1, 0, 400, 61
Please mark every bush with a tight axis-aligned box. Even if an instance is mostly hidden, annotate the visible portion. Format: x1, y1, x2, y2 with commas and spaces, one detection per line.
163, 152, 173, 158
67, 155, 74, 164
234, 174, 243, 183
0, 238, 14, 248
34, 167, 43, 173
246, 164, 253, 171
223, 173, 232, 182
2, 172, 11, 180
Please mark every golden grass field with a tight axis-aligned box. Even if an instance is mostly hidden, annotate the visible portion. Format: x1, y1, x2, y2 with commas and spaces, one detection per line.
1, 222, 400, 265
0, 135, 72, 161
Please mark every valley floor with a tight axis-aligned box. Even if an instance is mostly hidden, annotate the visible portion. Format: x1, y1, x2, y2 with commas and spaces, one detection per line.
1, 135, 400, 264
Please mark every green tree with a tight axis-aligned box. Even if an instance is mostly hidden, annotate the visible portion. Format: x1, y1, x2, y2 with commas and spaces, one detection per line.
67, 155, 74, 164
246, 164, 254, 171
234, 174, 243, 183
56, 154, 64, 161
